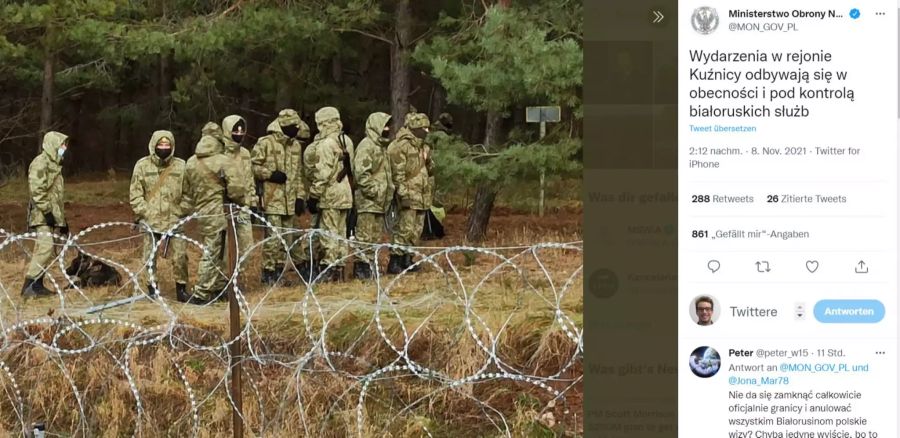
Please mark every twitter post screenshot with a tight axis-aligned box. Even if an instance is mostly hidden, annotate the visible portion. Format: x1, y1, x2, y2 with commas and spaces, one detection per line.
679, 1, 898, 437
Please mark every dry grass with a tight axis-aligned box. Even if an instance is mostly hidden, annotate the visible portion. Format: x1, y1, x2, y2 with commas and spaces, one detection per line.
0, 201, 583, 436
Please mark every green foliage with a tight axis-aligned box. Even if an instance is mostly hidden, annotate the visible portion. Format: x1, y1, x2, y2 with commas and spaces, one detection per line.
434, 130, 582, 189
0, 0, 584, 214
413, 1, 583, 202
413, 3, 582, 115
0, 0, 173, 90
168, 0, 380, 121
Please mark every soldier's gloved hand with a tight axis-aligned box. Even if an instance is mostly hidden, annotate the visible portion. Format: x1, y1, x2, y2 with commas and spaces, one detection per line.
268, 170, 288, 184
294, 199, 305, 216
43, 212, 56, 227
307, 198, 319, 214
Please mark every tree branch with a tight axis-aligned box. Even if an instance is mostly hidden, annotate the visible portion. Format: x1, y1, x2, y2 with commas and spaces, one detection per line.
336, 28, 393, 45
409, 28, 435, 46
220, 0, 247, 18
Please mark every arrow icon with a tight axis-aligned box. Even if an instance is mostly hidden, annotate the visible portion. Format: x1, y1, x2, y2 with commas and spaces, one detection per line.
755, 261, 771, 273
855, 260, 868, 273
651, 10, 665, 23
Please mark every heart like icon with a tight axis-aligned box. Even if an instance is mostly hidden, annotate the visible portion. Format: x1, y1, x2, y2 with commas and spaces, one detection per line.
806, 260, 819, 273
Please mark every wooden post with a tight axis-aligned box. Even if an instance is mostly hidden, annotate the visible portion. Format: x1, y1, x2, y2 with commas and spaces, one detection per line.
539, 121, 546, 217
225, 204, 243, 437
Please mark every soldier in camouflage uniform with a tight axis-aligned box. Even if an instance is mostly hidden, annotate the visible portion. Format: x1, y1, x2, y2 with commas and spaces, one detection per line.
251, 109, 316, 283
181, 124, 247, 304
431, 113, 453, 135
221, 115, 256, 265
22, 131, 70, 297
387, 113, 433, 274
351, 112, 393, 279
422, 113, 455, 240
304, 107, 354, 282
129, 130, 189, 300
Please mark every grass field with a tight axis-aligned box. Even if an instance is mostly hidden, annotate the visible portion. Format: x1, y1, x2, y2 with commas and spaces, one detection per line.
0, 176, 583, 437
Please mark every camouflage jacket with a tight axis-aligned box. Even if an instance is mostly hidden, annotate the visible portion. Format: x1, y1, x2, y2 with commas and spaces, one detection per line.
27, 131, 68, 228
251, 117, 309, 215
353, 112, 394, 214
303, 119, 353, 210
129, 130, 186, 232
388, 128, 433, 210
182, 132, 247, 232
222, 115, 257, 209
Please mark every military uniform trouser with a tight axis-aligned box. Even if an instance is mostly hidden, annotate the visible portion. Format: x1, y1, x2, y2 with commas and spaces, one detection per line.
262, 214, 313, 272
391, 208, 425, 256
142, 233, 188, 285
194, 228, 227, 301
320, 209, 349, 266
355, 212, 384, 264
231, 211, 254, 269
26, 225, 55, 279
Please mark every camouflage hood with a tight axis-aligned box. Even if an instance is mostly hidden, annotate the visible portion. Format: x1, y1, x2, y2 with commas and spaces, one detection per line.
266, 120, 284, 140
314, 106, 343, 139
196, 122, 223, 157
364, 112, 392, 146
42, 131, 69, 165
201, 122, 222, 140
221, 115, 245, 153
394, 126, 419, 145
148, 130, 175, 165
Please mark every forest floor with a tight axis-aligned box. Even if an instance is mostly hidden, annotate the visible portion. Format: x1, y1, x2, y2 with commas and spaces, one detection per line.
0, 175, 583, 437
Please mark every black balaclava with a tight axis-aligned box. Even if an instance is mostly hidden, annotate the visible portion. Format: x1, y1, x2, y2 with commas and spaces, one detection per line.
411, 127, 429, 140
155, 138, 172, 160
281, 124, 300, 139
379, 122, 392, 145
231, 120, 247, 144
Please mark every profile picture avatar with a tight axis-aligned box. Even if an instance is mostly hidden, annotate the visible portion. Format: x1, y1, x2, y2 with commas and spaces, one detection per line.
688, 346, 721, 378
691, 6, 719, 35
690, 295, 719, 326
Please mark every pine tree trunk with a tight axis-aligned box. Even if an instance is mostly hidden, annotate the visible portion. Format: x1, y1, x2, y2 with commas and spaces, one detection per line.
331, 55, 343, 85
466, 186, 497, 243
429, 84, 446, 121
390, 0, 411, 133
275, 59, 292, 111
465, 110, 504, 242
159, 52, 173, 111
358, 37, 375, 98
39, 52, 54, 152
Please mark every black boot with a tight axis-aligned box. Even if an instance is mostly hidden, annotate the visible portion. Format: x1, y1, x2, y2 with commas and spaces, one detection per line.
146, 283, 157, 299
297, 261, 313, 282
404, 254, 421, 272
316, 264, 330, 282
176, 283, 189, 302
318, 265, 343, 282
21, 278, 37, 297
328, 267, 344, 282
178, 286, 213, 305
186, 294, 212, 305
353, 261, 372, 280
21, 278, 33, 296
387, 254, 405, 274
261, 269, 276, 286
22, 276, 54, 298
